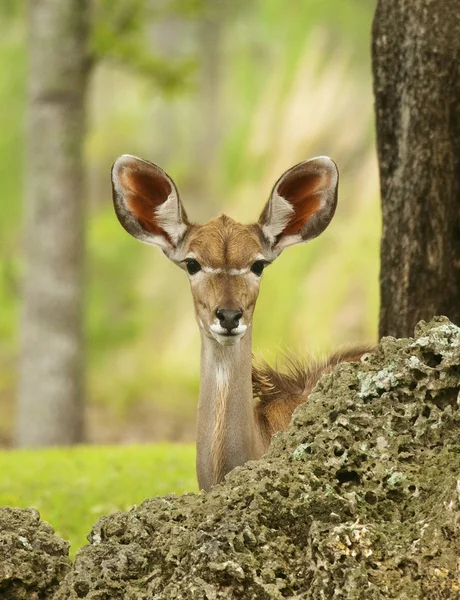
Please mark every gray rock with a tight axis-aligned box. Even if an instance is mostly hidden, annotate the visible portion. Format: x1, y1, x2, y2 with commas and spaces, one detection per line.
53, 316, 460, 599
0, 507, 70, 599
2, 317, 460, 599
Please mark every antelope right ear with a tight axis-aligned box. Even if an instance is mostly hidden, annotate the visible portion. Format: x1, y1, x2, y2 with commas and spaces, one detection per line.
258, 156, 338, 253
111, 155, 189, 253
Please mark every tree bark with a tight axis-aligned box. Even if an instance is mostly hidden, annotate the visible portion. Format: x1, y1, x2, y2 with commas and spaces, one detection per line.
16, 0, 90, 446
373, 0, 460, 339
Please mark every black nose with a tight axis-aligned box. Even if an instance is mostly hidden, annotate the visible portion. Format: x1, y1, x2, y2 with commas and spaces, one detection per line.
216, 309, 243, 332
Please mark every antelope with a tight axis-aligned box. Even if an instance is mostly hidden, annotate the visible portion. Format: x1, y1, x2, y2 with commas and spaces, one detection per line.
112, 154, 370, 491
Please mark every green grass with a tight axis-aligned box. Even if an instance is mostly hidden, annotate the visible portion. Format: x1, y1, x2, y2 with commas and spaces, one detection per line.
0, 443, 197, 557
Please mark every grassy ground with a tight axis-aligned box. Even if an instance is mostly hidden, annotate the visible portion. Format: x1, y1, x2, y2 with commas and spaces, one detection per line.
0, 443, 197, 557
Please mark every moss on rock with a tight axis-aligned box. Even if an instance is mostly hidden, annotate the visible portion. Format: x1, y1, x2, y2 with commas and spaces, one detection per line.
0, 507, 70, 599
2, 317, 460, 599
51, 316, 460, 599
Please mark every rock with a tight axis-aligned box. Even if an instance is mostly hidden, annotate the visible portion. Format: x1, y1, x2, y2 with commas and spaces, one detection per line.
53, 316, 460, 599
0, 507, 70, 599
2, 317, 459, 599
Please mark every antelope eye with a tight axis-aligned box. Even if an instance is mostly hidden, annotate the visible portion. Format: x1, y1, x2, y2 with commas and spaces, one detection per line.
185, 258, 202, 275
250, 260, 266, 276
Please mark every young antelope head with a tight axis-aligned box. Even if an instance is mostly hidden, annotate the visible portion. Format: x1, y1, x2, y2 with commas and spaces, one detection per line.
111, 155, 338, 345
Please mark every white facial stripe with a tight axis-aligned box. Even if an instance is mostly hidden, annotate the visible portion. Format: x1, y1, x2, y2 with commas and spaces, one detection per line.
185, 255, 265, 277
228, 267, 250, 275
199, 266, 251, 276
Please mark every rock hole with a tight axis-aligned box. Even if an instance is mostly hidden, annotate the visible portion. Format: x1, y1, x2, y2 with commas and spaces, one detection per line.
333, 447, 344, 457
422, 351, 443, 368
441, 524, 455, 541
364, 491, 378, 505
408, 381, 417, 391
412, 369, 426, 381
448, 365, 460, 377
397, 559, 417, 575
422, 405, 431, 418
398, 453, 415, 463
329, 410, 339, 422
357, 454, 368, 465
387, 489, 405, 501
432, 388, 458, 411
408, 485, 417, 494
275, 568, 287, 579
313, 467, 324, 478
74, 581, 90, 598
336, 469, 361, 486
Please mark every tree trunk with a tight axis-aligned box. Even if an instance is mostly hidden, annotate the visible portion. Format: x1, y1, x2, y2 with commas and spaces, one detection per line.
373, 0, 460, 339
195, 3, 223, 182
147, 12, 188, 165
16, 0, 90, 446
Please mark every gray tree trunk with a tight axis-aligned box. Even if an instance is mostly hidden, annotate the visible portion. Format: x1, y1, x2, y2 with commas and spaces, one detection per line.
194, 2, 223, 203
148, 13, 189, 165
16, 0, 90, 446
196, 5, 222, 168
372, 0, 460, 339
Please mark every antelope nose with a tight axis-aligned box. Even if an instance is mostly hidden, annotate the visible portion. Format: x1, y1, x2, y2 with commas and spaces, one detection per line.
216, 309, 243, 331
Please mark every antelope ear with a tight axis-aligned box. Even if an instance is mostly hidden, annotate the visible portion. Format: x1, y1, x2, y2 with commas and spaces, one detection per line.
111, 154, 189, 252
258, 156, 338, 251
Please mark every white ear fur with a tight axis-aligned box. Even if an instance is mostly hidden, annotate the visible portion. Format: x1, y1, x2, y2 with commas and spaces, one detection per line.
259, 156, 338, 251
155, 189, 187, 247
261, 190, 295, 246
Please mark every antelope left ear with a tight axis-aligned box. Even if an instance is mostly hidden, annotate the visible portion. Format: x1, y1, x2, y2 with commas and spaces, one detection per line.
111, 154, 189, 254
258, 156, 338, 251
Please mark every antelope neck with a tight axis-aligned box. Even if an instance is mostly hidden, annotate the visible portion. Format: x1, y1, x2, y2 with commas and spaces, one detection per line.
196, 327, 263, 491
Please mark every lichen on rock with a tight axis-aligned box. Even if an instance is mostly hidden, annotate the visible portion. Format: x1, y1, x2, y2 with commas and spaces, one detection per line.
50, 316, 460, 599
0, 507, 70, 599
2, 317, 459, 599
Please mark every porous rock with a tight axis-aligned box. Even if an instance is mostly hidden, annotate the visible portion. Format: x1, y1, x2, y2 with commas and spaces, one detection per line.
52, 316, 460, 599
0, 507, 70, 599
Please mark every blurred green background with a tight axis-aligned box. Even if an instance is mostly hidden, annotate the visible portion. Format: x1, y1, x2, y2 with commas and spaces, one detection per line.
0, 0, 379, 447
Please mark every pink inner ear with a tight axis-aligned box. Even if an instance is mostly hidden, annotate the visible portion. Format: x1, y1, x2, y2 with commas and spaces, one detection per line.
120, 168, 172, 239
278, 172, 325, 236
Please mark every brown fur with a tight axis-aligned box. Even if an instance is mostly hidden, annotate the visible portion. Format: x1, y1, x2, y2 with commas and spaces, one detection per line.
185, 216, 265, 324
252, 345, 373, 446
211, 378, 229, 485
113, 154, 369, 489
186, 215, 263, 269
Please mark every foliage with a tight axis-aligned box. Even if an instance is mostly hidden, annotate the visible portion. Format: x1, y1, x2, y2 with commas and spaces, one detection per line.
0, 443, 196, 557
0, 0, 378, 445
91, 0, 196, 93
